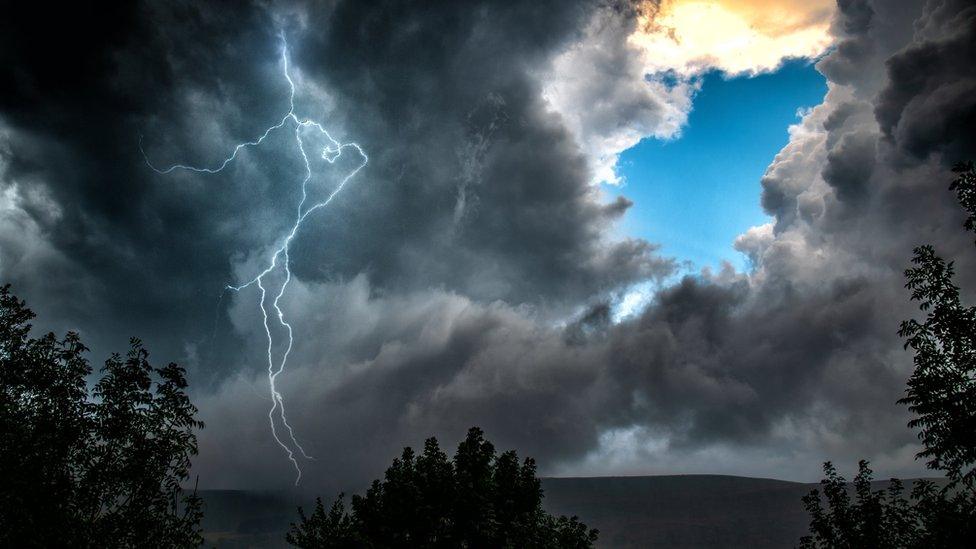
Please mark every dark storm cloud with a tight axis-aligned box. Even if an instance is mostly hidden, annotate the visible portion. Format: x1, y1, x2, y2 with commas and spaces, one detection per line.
198, 264, 910, 489
201, 0, 975, 489
265, 0, 976, 487
875, 0, 976, 162
1, 0, 672, 488
0, 0, 669, 370
3, 0, 976, 492
821, 130, 877, 203
0, 1, 282, 365
738, 0, 976, 475
283, 0, 673, 304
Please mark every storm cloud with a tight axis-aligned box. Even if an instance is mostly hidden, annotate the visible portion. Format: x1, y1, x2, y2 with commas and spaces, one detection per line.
1, 0, 974, 492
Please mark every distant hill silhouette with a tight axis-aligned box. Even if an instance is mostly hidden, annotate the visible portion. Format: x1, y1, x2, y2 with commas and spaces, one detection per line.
199, 475, 943, 548
542, 475, 810, 548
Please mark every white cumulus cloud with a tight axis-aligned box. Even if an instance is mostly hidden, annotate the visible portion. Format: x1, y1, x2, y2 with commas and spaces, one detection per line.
543, 0, 836, 184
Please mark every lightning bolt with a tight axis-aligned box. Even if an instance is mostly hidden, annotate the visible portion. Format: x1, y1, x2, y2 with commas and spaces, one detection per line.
141, 33, 368, 484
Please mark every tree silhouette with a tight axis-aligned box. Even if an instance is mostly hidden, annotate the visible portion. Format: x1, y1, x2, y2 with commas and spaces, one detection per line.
950, 161, 976, 243
287, 427, 598, 548
800, 163, 976, 546
799, 461, 976, 548
899, 161, 976, 486
0, 286, 204, 547
899, 245, 976, 486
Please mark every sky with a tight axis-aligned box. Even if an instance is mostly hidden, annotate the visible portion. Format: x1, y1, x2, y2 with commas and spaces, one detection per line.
613, 60, 828, 271
1, 0, 975, 493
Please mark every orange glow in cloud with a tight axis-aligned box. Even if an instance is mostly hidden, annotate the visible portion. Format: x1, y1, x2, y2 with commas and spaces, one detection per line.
630, 0, 836, 76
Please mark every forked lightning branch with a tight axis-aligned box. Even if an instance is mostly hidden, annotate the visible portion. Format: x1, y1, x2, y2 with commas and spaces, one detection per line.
142, 33, 368, 485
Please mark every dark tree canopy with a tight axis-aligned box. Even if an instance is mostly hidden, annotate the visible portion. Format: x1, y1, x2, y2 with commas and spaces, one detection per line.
0, 286, 204, 548
799, 461, 975, 549
899, 161, 976, 486
287, 427, 598, 548
898, 245, 976, 485
801, 163, 976, 546
950, 161, 976, 243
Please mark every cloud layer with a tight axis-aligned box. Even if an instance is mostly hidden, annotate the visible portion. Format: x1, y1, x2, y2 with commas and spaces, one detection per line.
1, 0, 974, 492
544, 0, 836, 183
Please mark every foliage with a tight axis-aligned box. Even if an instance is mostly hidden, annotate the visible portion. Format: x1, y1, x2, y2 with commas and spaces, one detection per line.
898, 161, 976, 486
0, 286, 204, 547
950, 161, 976, 241
287, 427, 598, 548
898, 245, 976, 485
799, 461, 975, 548
801, 162, 976, 546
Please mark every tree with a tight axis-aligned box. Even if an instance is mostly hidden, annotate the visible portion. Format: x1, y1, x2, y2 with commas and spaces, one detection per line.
798, 461, 976, 548
287, 427, 598, 548
0, 286, 205, 547
800, 461, 912, 548
898, 161, 976, 486
950, 161, 976, 243
898, 245, 976, 486
800, 163, 976, 546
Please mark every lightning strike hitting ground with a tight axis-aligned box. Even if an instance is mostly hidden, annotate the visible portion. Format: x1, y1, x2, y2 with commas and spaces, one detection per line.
141, 33, 368, 485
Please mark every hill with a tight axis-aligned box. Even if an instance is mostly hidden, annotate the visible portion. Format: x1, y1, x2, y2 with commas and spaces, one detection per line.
199, 475, 937, 548
541, 475, 810, 548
